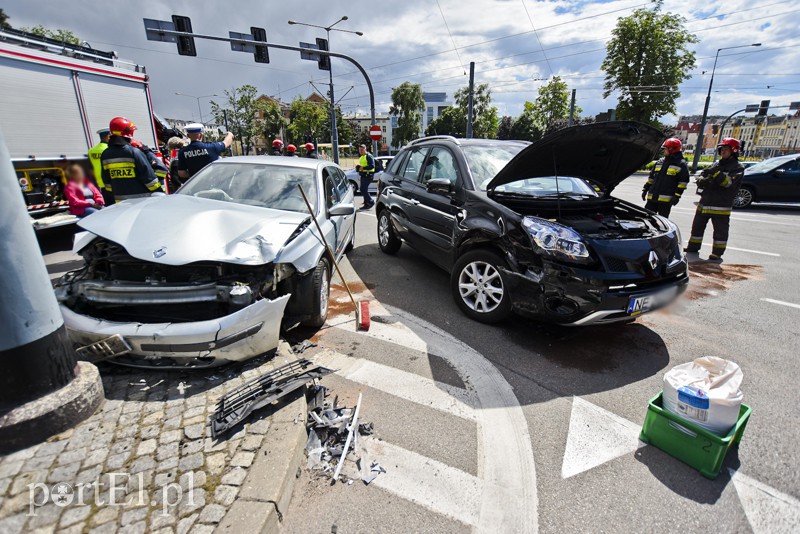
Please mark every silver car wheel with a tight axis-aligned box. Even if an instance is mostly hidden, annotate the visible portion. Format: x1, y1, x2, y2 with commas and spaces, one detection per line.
733, 187, 752, 208
320, 268, 329, 318
379, 214, 390, 247
458, 261, 504, 313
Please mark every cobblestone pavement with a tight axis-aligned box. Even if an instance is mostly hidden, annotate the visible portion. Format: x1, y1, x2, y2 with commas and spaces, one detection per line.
0, 345, 300, 534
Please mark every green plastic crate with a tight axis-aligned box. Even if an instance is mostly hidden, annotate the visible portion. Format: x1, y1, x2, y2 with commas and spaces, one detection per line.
639, 392, 751, 479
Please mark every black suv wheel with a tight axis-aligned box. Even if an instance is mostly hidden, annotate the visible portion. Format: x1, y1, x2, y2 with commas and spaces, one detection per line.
451, 250, 512, 323
733, 186, 754, 208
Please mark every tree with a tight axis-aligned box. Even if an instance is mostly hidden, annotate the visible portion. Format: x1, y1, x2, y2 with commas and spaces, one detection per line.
425, 106, 464, 137
510, 110, 543, 142
259, 99, 285, 143
346, 119, 373, 149
525, 76, 582, 130
390, 82, 425, 147
286, 99, 327, 146
320, 106, 353, 146
209, 85, 270, 155
455, 84, 499, 139
496, 116, 514, 140
601, 1, 697, 124
21, 24, 80, 45
0, 9, 12, 30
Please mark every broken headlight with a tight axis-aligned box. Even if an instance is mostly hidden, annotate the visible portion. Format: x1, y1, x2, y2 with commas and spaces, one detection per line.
522, 216, 591, 263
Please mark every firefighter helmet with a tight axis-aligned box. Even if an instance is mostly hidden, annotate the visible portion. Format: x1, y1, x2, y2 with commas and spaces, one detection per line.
130, 139, 143, 149
717, 138, 741, 153
305, 142, 315, 151
109, 117, 136, 138
661, 138, 682, 154
272, 139, 284, 148
286, 144, 297, 154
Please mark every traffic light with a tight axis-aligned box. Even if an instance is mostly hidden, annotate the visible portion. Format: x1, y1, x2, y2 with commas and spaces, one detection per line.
757, 100, 770, 117
251, 27, 269, 64
316, 38, 330, 71
172, 15, 196, 56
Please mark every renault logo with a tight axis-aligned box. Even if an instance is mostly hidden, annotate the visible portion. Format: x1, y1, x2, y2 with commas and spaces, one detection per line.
153, 246, 167, 259
648, 250, 659, 270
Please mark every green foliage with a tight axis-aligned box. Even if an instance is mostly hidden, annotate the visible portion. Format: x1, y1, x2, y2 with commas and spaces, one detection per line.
497, 116, 514, 140
601, 1, 698, 124
510, 110, 543, 142
320, 107, 353, 146
286, 99, 327, 145
525, 76, 582, 130
425, 106, 464, 137
259, 99, 285, 142
21, 24, 80, 45
0, 9, 11, 30
426, 83, 499, 139
209, 85, 270, 155
347, 119, 374, 149
390, 82, 425, 147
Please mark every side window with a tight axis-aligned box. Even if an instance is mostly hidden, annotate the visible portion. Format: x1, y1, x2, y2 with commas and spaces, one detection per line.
781, 159, 799, 172
386, 152, 406, 175
322, 168, 340, 209
401, 148, 429, 182
332, 167, 349, 198
420, 147, 459, 185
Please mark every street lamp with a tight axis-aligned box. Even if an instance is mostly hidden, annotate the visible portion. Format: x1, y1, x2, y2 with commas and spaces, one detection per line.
175, 92, 218, 124
691, 43, 761, 171
288, 16, 364, 163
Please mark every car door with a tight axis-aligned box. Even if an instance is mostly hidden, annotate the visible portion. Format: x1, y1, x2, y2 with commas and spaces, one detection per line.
774, 158, 800, 200
321, 166, 344, 256
407, 146, 462, 265
332, 166, 356, 253
382, 147, 430, 246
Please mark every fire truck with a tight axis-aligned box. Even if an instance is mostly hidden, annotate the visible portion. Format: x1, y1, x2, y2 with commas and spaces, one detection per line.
0, 29, 178, 230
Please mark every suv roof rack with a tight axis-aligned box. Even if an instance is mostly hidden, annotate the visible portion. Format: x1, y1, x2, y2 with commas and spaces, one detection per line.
407, 135, 461, 146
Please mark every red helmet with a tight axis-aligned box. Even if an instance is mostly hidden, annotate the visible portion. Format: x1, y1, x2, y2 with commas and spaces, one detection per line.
287, 144, 297, 153
130, 139, 143, 149
272, 139, 284, 148
109, 117, 136, 138
661, 137, 682, 154
717, 137, 741, 153
305, 143, 315, 151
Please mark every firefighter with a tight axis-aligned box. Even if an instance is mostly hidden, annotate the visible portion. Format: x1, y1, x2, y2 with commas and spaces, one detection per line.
131, 139, 169, 189
101, 117, 163, 202
356, 143, 376, 209
641, 137, 689, 217
177, 123, 234, 180
304, 142, 318, 159
285, 144, 299, 157
685, 138, 745, 262
88, 128, 112, 204
271, 139, 284, 156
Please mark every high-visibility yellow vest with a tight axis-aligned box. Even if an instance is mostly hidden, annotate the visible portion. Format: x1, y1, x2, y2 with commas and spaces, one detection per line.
88, 142, 108, 189
358, 154, 374, 173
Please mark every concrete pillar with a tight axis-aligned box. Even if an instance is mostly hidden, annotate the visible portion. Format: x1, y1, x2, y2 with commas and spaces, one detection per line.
0, 127, 104, 453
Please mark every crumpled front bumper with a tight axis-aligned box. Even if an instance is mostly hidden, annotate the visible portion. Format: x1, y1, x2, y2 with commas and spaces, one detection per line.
60, 295, 290, 367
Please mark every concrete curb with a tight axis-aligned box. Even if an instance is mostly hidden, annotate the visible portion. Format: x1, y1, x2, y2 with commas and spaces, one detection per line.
215, 347, 308, 534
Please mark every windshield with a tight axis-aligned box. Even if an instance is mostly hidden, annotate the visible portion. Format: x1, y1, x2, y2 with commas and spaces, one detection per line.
746, 156, 795, 174
462, 144, 526, 189
179, 163, 317, 213
491, 176, 600, 198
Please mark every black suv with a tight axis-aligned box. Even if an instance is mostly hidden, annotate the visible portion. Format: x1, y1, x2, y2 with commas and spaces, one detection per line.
375, 121, 688, 325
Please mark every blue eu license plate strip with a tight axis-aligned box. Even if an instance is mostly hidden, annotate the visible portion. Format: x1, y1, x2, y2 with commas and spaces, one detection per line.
627, 286, 678, 315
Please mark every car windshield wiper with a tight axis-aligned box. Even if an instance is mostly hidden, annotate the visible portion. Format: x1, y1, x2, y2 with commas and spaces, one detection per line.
537, 192, 597, 199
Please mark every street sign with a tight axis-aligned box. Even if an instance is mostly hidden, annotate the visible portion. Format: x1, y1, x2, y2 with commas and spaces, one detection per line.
369, 125, 382, 141
143, 19, 177, 44
230, 31, 257, 53
745, 104, 760, 113
299, 41, 321, 61
144, 16, 195, 55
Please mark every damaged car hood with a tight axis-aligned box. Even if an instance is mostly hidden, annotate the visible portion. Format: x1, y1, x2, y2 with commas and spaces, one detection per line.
487, 121, 664, 194
77, 194, 310, 266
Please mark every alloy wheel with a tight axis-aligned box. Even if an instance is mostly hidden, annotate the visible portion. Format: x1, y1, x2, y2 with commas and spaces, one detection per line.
458, 261, 505, 313
733, 188, 752, 208
379, 214, 390, 247
319, 268, 329, 318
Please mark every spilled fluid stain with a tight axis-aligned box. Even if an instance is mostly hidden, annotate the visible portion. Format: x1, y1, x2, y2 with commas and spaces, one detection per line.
683, 262, 762, 301
328, 282, 372, 317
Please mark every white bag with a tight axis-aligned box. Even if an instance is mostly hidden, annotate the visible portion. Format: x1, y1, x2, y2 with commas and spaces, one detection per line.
663, 356, 743, 436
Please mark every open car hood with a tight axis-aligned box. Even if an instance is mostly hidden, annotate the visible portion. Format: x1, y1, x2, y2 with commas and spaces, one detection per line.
77, 194, 310, 266
486, 121, 664, 194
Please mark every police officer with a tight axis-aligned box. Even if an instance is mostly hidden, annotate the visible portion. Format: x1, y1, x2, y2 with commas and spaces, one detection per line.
685, 138, 745, 262
356, 144, 376, 210
177, 123, 234, 180
285, 144, 299, 157
641, 137, 690, 217
271, 139, 284, 156
88, 128, 112, 203
101, 117, 163, 202
304, 142, 318, 159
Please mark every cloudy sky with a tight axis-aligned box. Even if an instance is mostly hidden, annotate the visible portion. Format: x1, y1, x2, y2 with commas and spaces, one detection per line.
5, 0, 799, 124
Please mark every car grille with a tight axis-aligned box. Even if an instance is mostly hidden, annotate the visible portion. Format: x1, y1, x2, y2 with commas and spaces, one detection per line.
603, 256, 631, 273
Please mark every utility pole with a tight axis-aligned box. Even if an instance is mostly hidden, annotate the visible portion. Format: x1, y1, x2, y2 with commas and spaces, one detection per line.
466, 61, 475, 138
568, 89, 576, 127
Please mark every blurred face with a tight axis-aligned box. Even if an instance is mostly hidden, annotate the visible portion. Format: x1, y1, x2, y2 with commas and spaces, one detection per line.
662, 148, 670, 157
68, 167, 85, 183
358, 146, 366, 155
718, 146, 733, 159
188, 132, 203, 142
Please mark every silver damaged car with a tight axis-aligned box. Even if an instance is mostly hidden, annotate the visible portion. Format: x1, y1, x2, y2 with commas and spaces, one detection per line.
55, 157, 356, 368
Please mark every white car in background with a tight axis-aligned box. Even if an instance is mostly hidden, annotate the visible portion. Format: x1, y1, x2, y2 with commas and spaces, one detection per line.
345, 155, 394, 193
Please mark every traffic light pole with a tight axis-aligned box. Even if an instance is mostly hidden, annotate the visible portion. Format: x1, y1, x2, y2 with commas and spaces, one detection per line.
326, 29, 340, 164
143, 24, 377, 159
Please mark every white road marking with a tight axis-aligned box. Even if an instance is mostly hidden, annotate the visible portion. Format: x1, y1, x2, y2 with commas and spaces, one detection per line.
761, 298, 800, 310
561, 397, 644, 479
694, 243, 781, 257
671, 207, 800, 228
361, 436, 483, 527
729, 469, 800, 533
313, 349, 477, 421
359, 211, 376, 217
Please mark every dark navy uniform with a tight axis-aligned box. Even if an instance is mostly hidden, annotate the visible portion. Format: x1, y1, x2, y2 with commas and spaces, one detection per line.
101, 136, 162, 202
177, 140, 226, 178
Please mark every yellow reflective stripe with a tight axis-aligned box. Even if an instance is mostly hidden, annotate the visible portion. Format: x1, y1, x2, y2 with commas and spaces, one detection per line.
155, 170, 167, 178
701, 209, 731, 215
646, 193, 654, 200
689, 237, 703, 243
653, 166, 662, 172
666, 167, 680, 176
145, 179, 161, 191
657, 195, 672, 202
103, 161, 135, 170
720, 174, 732, 187
677, 183, 687, 189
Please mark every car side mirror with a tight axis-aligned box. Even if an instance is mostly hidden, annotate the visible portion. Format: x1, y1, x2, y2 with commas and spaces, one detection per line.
329, 203, 355, 216
426, 178, 453, 196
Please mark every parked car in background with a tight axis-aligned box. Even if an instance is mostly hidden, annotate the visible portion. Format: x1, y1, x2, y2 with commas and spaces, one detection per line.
345, 155, 394, 192
733, 154, 800, 208
375, 122, 688, 326
56, 157, 356, 368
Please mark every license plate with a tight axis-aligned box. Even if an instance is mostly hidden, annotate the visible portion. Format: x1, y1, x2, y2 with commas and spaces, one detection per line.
627, 286, 678, 316
76, 334, 132, 363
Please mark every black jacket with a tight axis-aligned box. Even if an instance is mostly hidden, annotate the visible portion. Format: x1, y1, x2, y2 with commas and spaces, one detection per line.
101, 137, 162, 202
643, 152, 690, 203
696, 156, 745, 214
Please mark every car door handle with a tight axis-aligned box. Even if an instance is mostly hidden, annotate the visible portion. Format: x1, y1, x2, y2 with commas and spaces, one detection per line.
402, 198, 420, 205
